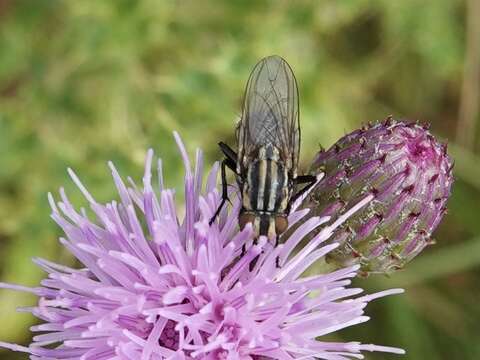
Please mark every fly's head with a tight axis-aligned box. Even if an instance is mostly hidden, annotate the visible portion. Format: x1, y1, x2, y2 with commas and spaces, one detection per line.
238, 210, 288, 240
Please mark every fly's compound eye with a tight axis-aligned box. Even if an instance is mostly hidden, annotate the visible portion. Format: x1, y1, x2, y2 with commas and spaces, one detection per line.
239, 213, 256, 230
274, 216, 288, 235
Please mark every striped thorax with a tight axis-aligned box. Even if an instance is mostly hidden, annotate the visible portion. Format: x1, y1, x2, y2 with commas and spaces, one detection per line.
239, 144, 291, 239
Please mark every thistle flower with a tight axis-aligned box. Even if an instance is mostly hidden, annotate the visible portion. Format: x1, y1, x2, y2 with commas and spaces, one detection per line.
307, 119, 453, 275
0, 133, 405, 359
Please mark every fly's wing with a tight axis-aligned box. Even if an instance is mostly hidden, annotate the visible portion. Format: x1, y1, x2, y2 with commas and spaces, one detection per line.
237, 55, 300, 174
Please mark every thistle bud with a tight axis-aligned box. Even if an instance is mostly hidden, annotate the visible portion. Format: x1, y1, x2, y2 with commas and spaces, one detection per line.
307, 118, 453, 275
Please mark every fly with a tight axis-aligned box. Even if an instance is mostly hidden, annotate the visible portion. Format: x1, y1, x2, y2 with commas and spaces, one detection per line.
210, 55, 316, 262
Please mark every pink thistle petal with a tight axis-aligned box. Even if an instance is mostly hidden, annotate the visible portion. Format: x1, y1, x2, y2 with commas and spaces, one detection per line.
0, 134, 404, 359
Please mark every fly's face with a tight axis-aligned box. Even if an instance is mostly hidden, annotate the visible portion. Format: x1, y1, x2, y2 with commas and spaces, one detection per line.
238, 211, 289, 239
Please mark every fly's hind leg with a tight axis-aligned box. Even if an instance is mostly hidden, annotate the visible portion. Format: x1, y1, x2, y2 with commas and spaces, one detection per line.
209, 159, 232, 225
209, 142, 238, 225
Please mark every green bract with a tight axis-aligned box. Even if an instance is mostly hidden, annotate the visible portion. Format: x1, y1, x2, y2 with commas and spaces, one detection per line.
306, 119, 454, 275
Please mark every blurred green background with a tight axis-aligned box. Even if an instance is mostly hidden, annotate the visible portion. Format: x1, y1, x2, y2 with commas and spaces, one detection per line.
0, 1, 479, 359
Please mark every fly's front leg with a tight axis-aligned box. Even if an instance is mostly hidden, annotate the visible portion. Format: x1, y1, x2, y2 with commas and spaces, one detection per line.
275, 235, 281, 268
209, 142, 238, 225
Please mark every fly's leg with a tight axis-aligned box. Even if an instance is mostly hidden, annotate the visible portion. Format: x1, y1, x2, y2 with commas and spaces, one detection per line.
209, 159, 233, 225
275, 236, 281, 268
287, 175, 317, 212
218, 141, 237, 165
209, 142, 238, 225
294, 174, 318, 186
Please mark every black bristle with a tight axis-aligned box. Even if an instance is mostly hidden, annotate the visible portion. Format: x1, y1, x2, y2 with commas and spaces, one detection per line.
428, 173, 439, 184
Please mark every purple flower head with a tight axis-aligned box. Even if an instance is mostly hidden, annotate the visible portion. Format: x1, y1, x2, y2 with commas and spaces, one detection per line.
0, 133, 405, 359
308, 119, 454, 275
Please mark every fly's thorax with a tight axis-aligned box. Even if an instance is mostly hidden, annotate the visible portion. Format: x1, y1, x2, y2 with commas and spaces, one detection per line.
241, 145, 290, 214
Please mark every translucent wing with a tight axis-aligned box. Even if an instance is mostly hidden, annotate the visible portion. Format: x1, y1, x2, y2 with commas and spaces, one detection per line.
237, 55, 300, 174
